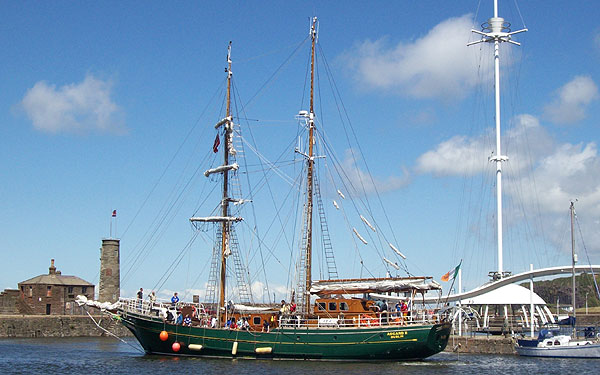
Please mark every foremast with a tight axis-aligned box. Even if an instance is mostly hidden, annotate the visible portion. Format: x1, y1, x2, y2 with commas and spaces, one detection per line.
190, 42, 242, 323
468, 0, 527, 280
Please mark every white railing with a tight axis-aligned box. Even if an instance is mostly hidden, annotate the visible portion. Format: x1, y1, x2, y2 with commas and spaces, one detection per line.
119, 297, 446, 329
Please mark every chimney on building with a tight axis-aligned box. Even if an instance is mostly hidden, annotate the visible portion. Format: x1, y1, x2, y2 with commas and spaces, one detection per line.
49, 259, 56, 275
99, 238, 120, 303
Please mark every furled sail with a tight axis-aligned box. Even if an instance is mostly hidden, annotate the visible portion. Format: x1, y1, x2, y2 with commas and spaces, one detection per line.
389, 243, 406, 259
360, 215, 376, 232
384, 257, 400, 270
353, 228, 368, 244
204, 163, 239, 177
189, 216, 243, 223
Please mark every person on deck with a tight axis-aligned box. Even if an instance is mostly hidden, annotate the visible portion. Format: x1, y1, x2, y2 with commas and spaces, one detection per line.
183, 314, 192, 326
171, 292, 179, 306
262, 319, 270, 332
176, 311, 183, 325
394, 302, 401, 317
401, 301, 408, 317
210, 316, 217, 328
137, 288, 143, 311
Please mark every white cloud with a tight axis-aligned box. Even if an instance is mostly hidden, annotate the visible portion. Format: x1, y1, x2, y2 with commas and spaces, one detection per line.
518, 142, 600, 214
543, 76, 599, 125
340, 149, 411, 195
343, 14, 482, 100
416, 134, 489, 176
20, 74, 126, 134
417, 114, 600, 253
416, 114, 553, 176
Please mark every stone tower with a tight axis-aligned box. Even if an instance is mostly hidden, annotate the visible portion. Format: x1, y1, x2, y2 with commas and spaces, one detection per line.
99, 238, 120, 302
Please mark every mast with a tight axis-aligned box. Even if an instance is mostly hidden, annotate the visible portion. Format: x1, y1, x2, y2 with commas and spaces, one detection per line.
570, 201, 577, 334
219, 41, 233, 322
303, 16, 317, 315
469, 0, 527, 280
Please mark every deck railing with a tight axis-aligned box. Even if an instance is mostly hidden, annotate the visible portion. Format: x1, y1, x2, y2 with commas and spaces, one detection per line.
118, 297, 446, 329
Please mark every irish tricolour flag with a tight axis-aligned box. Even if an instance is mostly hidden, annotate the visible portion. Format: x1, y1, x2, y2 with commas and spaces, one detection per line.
441, 261, 462, 282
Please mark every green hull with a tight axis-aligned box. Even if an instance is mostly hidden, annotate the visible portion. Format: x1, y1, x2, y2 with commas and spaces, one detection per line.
120, 311, 451, 360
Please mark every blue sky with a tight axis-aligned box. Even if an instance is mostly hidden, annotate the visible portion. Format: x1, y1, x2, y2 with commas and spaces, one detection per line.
2, 1, 599, 301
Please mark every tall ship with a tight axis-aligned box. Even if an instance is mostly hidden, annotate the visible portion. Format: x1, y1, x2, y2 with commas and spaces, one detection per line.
112, 18, 451, 360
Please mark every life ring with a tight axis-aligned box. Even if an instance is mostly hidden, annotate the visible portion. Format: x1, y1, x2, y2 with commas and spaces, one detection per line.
360, 315, 370, 326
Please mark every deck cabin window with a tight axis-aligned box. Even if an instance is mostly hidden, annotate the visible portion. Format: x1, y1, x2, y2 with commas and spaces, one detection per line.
547, 341, 553, 346
328, 302, 337, 311
554, 341, 560, 346
339, 302, 349, 311
317, 302, 326, 311
253, 316, 261, 325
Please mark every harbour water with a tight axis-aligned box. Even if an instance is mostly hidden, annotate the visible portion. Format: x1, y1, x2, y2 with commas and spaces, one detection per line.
0, 337, 596, 374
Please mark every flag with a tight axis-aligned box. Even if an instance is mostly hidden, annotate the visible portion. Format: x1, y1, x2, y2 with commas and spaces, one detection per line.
441, 261, 461, 282
213, 134, 220, 153
112, 210, 117, 217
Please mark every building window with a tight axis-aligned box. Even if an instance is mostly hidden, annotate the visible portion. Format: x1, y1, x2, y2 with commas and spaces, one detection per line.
29, 286, 33, 297
67, 286, 73, 294
47, 286, 52, 297
82, 287, 87, 294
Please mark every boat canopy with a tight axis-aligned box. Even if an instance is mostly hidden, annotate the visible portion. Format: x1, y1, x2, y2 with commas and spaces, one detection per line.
309, 277, 441, 296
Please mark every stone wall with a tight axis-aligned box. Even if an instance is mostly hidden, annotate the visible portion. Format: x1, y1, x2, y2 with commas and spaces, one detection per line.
0, 314, 132, 338
444, 335, 516, 354
17, 284, 94, 315
0, 290, 20, 314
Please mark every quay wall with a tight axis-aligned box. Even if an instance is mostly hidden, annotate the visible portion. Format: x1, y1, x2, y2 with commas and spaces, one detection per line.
0, 314, 132, 338
444, 335, 516, 355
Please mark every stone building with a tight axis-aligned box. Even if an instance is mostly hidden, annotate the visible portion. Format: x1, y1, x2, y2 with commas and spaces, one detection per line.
99, 238, 120, 303
17, 259, 95, 315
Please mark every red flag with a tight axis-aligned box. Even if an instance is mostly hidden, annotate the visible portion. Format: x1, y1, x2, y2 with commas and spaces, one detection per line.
112, 210, 117, 217
213, 134, 220, 153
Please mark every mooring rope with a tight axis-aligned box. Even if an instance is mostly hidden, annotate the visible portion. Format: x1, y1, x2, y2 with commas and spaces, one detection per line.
85, 310, 145, 354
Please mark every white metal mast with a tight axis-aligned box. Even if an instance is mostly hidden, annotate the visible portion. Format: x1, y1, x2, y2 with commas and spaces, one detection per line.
468, 0, 527, 280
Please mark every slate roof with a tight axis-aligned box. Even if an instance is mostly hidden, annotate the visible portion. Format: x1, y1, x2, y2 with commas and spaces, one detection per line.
19, 274, 94, 287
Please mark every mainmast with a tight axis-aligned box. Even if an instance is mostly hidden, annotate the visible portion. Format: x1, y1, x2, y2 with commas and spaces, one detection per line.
303, 16, 317, 315
469, 0, 527, 280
